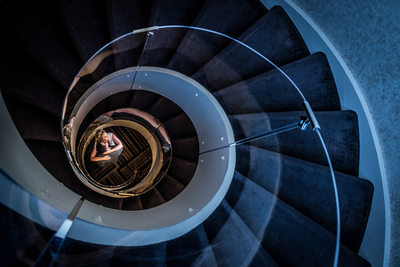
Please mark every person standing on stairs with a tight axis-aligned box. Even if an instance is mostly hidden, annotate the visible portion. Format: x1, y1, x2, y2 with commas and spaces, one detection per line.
90, 129, 123, 168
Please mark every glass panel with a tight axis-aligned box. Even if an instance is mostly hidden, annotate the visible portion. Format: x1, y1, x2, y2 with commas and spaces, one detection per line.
59, 26, 341, 266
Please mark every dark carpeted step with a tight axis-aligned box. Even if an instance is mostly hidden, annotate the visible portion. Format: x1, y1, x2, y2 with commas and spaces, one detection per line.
193, 6, 310, 91
2, 94, 60, 142
235, 145, 373, 252
204, 200, 277, 266
167, 0, 267, 76
230, 111, 360, 175
146, 96, 183, 122
129, 90, 160, 111
0, 49, 65, 117
0, 202, 54, 267
229, 172, 370, 266
170, 137, 199, 162
111, 242, 166, 266
167, 224, 213, 266
213, 53, 340, 113
91, 97, 111, 119
56, 0, 116, 82
121, 196, 143, 210
164, 113, 197, 139
106, 0, 152, 69
24, 140, 123, 210
140, 187, 166, 209
56, 238, 115, 267
155, 174, 185, 202
109, 90, 134, 110
0, 0, 82, 90
167, 157, 197, 186
141, 0, 205, 67
56, 0, 111, 62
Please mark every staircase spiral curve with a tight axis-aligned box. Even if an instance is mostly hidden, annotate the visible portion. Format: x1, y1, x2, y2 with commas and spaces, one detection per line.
0, 0, 374, 266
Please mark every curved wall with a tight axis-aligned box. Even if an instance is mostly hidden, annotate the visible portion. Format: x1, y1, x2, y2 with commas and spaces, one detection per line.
260, 1, 400, 266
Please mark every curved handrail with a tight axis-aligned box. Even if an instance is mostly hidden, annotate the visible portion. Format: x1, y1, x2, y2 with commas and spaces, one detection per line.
61, 25, 341, 266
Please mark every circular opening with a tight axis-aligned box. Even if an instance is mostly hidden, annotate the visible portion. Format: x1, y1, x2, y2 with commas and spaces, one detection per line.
83, 126, 153, 189
75, 108, 173, 198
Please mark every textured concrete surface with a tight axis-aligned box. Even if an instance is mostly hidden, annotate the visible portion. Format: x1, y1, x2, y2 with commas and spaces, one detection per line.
286, 0, 400, 265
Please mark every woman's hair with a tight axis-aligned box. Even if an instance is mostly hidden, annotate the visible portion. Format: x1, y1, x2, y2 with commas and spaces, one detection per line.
95, 129, 106, 143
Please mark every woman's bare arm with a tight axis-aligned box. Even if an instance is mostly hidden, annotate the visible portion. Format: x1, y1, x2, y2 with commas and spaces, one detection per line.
103, 134, 123, 154
90, 144, 111, 161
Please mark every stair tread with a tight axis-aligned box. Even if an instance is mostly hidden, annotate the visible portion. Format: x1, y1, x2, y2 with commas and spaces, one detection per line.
1, 0, 82, 90
111, 242, 166, 266
171, 136, 199, 162
228, 171, 370, 266
167, 0, 267, 76
57, 238, 115, 266
129, 90, 160, 111
141, 0, 205, 67
167, 157, 197, 186
230, 110, 360, 175
2, 95, 60, 142
234, 145, 373, 252
193, 6, 309, 91
146, 96, 183, 122
204, 200, 277, 266
106, 0, 152, 69
140, 187, 166, 209
164, 113, 197, 139
213, 52, 340, 113
56, 0, 111, 62
24, 140, 123, 209
167, 224, 211, 266
156, 174, 185, 202
109, 90, 134, 110
122, 196, 143, 210
0, 47, 65, 116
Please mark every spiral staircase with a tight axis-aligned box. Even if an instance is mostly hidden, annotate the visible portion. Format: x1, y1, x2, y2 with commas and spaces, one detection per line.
0, 0, 375, 266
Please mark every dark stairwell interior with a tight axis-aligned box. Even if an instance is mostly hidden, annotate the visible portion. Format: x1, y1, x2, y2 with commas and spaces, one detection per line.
0, 0, 374, 266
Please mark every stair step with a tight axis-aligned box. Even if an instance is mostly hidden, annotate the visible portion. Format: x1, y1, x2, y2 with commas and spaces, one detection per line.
24, 140, 123, 209
213, 53, 340, 113
109, 90, 134, 110
56, 0, 110, 62
111, 242, 166, 266
56, 0, 117, 82
191, 246, 218, 267
164, 113, 197, 138
167, 224, 211, 266
1, 0, 81, 90
167, 157, 197, 185
146, 96, 183, 122
2, 94, 60, 142
140, 187, 166, 209
171, 137, 199, 162
204, 200, 277, 266
236, 144, 373, 252
121, 196, 143, 210
57, 239, 114, 267
167, 0, 267, 76
193, 6, 309, 91
106, 0, 152, 69
228, 172, 370, 266
0, 202, 54, 266
155, 174, 185, 202
129, 90, 160, 111
0, 48, 65, 116
230, 111, 360, 175
141, 0, 205, 67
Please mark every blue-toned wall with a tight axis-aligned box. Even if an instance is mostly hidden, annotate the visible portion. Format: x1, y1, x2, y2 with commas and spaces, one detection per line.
274, 0, 400, 266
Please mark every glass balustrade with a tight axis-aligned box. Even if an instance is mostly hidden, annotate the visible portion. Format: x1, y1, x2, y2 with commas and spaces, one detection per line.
54, 25, 342, 266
